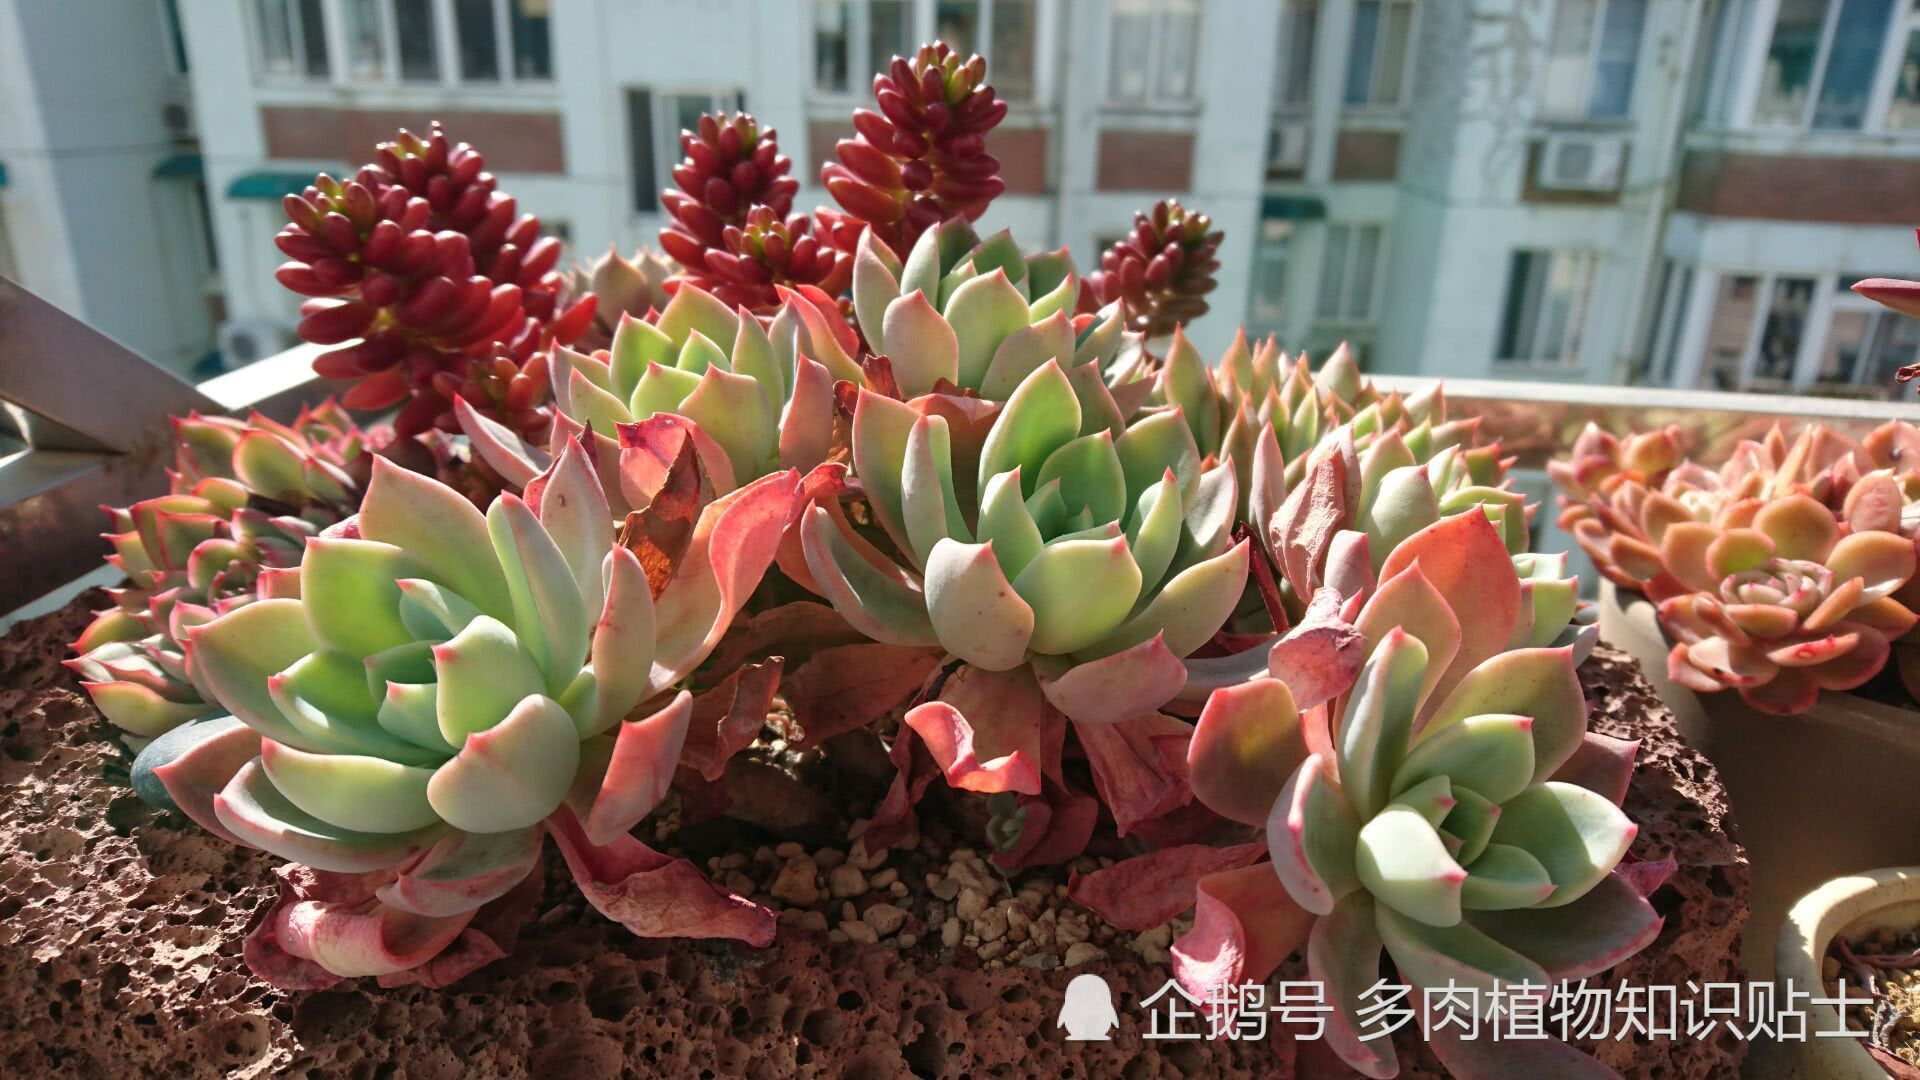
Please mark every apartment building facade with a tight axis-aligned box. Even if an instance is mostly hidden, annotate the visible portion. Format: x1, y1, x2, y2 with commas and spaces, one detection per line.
173, 0, 1920, 397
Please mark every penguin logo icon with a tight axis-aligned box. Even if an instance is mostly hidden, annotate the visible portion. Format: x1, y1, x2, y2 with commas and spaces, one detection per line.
1057, 973, 1119, 1041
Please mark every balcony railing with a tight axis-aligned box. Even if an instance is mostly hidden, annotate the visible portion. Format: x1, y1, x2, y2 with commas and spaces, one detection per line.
3, 275, 1918, 620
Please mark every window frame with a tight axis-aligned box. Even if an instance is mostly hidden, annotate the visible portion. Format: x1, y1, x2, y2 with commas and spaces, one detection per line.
629, 87, 749, 219
1247, 218, 1295, 332
1341, 0, 1419, 112
810, 0, 1054, 106
250, 0, 555, 88
1741, 0, 1918, 134
1101, 0, 1204, 110
1538, 0, 1648, 122
1493, 248, 1600, 370
1314, 222, 1386, 325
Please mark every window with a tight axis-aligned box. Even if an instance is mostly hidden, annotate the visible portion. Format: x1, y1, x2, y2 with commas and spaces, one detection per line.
252, 0, 329, 78
627, 88, 747, 215
1696, 273, 1816, 390
1885, 18, 1920, 128
1275, 2, 1317, 109
394, 0, 439, 82
1248, 220, 1294, 332
1496, 249, 1598, 367
1108, 0, 1201, 106
1316, 224, 1384, 323
1642, 260, 1693, 385
1343, 0, 1414, 107
1541, 0, 1647, 119
1753, 0, 1897, 129
812, 1, 922, 97
342, 0, 386, 81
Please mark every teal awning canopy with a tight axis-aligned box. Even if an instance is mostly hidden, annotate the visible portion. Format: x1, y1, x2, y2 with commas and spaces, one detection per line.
227, 170, 323, 200
152, 153, 203, 180
1260, 194, 1326, 220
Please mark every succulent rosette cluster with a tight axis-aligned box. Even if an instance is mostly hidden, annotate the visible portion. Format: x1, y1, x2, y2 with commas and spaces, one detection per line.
1080, 199, 1222, 339
68, 403, 374, 742
568, 246, 675, 351
144, 426, 798, 985
278, 123, 591, 437
1552, 420, 1920, 712
819, 42, 1008, 260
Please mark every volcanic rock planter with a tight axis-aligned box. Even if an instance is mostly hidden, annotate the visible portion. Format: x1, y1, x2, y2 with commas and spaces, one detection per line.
0, 596, 1747, 1078
1750, 867, 1920, 1080
1600, 581, 1920, 979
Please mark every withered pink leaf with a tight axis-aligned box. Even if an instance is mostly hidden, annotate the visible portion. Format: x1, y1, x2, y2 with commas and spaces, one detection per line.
1068, 842, 1266, 931
616, 435, 709, 599
681, 658, 784, 781
774, 643, 942, 747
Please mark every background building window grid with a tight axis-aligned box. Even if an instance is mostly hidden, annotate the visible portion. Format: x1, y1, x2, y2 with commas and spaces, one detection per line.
1107, 0, 1201, 107
1540, 0, 1648, 120
1497, 249, 1598, 368
251, 0, 550, 85
1343, 0, 1415, 108
1315, 223, 1384, 323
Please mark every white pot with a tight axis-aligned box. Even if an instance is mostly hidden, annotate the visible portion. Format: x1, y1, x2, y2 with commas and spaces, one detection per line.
1748, 867, 1920, 1080
1598, 582, 1920, 979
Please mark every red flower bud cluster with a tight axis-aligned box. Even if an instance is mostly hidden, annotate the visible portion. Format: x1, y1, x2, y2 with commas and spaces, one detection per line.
819, 42, 1008, 260
275, 123, 592, 437
1080, 200, 1223, 339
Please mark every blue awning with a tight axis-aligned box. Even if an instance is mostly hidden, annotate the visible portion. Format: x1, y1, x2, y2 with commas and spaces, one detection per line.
227, 170, 323, 200
1260, 194, 1327, 220
152, 153, 204, 180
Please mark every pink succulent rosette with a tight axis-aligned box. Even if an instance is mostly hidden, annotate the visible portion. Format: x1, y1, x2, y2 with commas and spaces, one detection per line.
151, 419, 798, 985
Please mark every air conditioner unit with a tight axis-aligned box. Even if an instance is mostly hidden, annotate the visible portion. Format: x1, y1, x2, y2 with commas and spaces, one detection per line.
1269, 119, 1310, 172
217, 319, 293, 371
1536, 133, 1627, 192
160, 101, 194, 140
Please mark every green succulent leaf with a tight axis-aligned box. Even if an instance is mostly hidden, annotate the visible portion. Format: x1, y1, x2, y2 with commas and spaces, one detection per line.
259, 738, 440, 834
1010, 536, 1141, 655
925, 539, 1035, 671
426, 693, 581, 833
1487, 782, 1637, 909
1355, 803, 1467, 927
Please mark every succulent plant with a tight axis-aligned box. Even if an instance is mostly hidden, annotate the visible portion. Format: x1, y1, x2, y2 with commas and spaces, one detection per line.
568, 246, 676, 351
1657, 494, 1918, 714
150, 430, 799, 984
1170, 510, 1653, 1079
658, 114, 849, 311
820, 42, 1009, 260
1080, 200, 1222, 339
68, 403, 374, 742
279, 123, 591, 437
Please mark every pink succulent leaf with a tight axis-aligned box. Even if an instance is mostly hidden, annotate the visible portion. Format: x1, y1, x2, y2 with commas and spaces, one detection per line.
862, 725, 940, 853
651, 467, 803, 687
1420, 988, 1622, 1080
1618, 854, 1678, 897
1037, 632, 1187, 725
1067, 842, 1265, 931
1548, 730, 1640, 807
701, 600, 865, 674
579, 690, 694, 845
1307, 892, 1397, 1080
1170, 862, 1314, 1002
989, 778, 1101, 871
375, 826, 545, 918
615, 413, 738, 508
1269, 437, 1357, 600
453, 395, 546, 490
797, 503, 940, 646
679, 659, 783, 780
1377, 510, 1523, 718
1853, 276, 1920, 320
777, 643, 943, 747
903, 664, 1048, 795
1177, 586, 1363, 711
244, 863, 478, 986
375, 867, 543, 989
1323, 529, 1375, 601
546, 806, 776, 946
1188, 678, 1308, 826
1268, 753, 1362, 915
150, 716, 261, 847
1469, 868, 1663, 982
1074, 711, 1194, 835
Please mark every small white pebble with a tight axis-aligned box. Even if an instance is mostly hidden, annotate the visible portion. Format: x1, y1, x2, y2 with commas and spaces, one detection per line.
841, 920, 880, 945
828, 864, 868, 898
940, 917, 962, 948
1064, 943, 1104, 968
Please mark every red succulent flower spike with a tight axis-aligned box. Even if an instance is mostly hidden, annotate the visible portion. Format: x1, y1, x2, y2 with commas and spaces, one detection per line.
277, 122, 582, 437
659, 114, 798, 271
1081, 200, 1223, 338
820, 41, 1009, 260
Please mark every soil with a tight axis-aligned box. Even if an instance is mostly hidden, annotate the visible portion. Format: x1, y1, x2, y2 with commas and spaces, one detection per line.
0, 593, 1750, 1078
1833, 930, 1920, 1078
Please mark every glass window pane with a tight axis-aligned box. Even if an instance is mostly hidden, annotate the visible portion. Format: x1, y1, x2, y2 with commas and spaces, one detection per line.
1542, 0, 1596, 115
1373, 1, 1412, 104
626, 88, 657, 213
813, 0, 852, 93
455, 0, 499, 80
990, 0, 1037, 101
871, 0, 913, 75
510, 0, 551, 80
1817, 310, 1872, 386
343, 0, 384, 80
1345, 1, 1380, 105
1346, 225, 1380, 319
395, 0, 438, 81
1703, 275, 1758, 389
1864, 311, 1920, 389
1318, 225, 1350, 319
1249, 220, 1293, 326
936, 1, 979, 56
1814, 0, 1895, 129
1754, 276, 1814, 383
1655, 264, 1692, 383
1888, 30, 1920, 128
1754, 0, 1827, 126
257, 0, 296, 74
1157, 0, 1201, 101
1279, 3, 1318, 106
1498, 252, 1540, 360
1109, 0, 1154, 102
1589, 0, 1646, 118
297, 0, 330, 76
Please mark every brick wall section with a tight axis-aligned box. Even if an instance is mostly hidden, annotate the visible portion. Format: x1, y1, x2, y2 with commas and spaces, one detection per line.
262, 107, 566, 173
1677, 151, 1920, 223
1331, 130, 1400, 181
1096, 130, 1193, 191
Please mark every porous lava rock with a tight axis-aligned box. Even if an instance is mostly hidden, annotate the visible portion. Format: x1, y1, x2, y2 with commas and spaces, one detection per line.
0, 593, 1745, 1079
